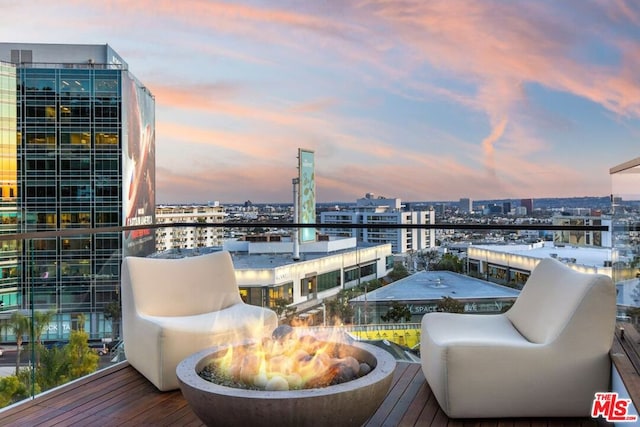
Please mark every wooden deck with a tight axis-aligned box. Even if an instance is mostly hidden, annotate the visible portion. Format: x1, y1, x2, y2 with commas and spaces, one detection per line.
0, 360, 607, 427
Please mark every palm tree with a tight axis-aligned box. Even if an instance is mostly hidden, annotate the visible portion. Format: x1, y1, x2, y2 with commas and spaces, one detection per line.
32, 310, 55, 368
103, 300, 121, 340
9, 312, 30, 376
33, 310, 55, 346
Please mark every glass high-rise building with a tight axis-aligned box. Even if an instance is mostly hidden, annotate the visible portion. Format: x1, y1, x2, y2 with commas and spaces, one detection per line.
0, 61, 18, 312
0, 43, 155, 339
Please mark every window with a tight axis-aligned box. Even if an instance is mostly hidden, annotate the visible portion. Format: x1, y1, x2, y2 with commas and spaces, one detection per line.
59, 76, 91, 95
25, 102, 56, 121
95, 183, 118, 199
317, 270, 340, 292
386, 255, 394, 269
61, 237, 91, 251
95, 236, 120, 250
61, 212, 90, 227
33, 238, 56, 252
60, 182, 91, 200
25, 158, 56, 174
95, 156, 119, 173
60, 131, 90, 146
60, 158, 90, 173
35, 213, 57, 227
59, 101, 91, 121
26, 184, 56, 199
23, 71, 56, 93
300, 277, 316, 298
268, 282, 293, 307
95, 211, 118, 226
95, 132, 118, 145
25, 131, 55, 145
344, 268, 359, 283
239, 287, 265, 306
361, 263, 376, 277
94, 75, 119, 94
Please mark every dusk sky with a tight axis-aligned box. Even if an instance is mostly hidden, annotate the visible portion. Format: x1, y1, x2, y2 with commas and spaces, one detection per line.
2, 0, 640, 204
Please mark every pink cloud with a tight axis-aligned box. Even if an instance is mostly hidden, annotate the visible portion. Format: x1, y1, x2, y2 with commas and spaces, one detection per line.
146, 0, 636, 200
6, 0, 627, 201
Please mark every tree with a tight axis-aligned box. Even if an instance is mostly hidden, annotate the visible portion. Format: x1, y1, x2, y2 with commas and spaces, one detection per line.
363, 279, 383, 292
32, 310, 56, 368
66, 316, 99, 379
35, 347, 70, 390
9, 312, 30, 376
432, 253, 464, 273
380, 302, 412, 323
273, 298, 296, 324
33, 310, 55, 346
0, 372, 40, 408
388, 264, 410, 281
104, 300, 122, 339
437, 296, 465, 313
421, 250, 439, 271
325, 289, 356, 324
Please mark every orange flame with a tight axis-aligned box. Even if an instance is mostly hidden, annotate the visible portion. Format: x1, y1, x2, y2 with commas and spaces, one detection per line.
209, 326, 362, 391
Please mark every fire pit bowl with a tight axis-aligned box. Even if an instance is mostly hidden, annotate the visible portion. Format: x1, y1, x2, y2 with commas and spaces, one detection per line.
177, 340, 397, 427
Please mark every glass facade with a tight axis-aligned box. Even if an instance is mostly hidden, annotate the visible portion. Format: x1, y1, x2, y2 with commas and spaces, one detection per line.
5, 57, 155, 340
317, 269, 340, 292
0, 62, 18, 311
611, 159, 640, 284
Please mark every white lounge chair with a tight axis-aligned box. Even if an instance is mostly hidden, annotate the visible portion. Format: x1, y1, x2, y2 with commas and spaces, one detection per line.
121, 251, 278, 391
420, 257, 616, 418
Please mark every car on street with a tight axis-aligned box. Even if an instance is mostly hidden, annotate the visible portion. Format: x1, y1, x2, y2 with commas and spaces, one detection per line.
106, 339, 122, 353
90, 343, 110, 356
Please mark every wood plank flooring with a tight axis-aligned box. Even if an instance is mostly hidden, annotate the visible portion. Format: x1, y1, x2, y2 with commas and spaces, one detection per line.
0, 360, 606, 427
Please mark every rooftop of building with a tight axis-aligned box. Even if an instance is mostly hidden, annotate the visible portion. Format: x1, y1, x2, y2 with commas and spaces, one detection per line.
351, 270, 520, 303
152, 241, 385, 270
0, 42, 127, 68
231, 252, 330, 269
616, 278, 640, 308
471, 241, 612, 269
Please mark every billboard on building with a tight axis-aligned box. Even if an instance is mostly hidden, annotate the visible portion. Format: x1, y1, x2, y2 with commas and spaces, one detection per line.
122, 71, 155, 257
298, 148, 316, 243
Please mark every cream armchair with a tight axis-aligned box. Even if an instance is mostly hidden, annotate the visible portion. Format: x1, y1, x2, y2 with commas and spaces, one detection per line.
121, 251, 279, 391
420, 257, 615, 418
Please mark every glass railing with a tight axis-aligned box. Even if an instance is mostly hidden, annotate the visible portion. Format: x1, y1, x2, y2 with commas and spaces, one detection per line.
0, 219, 621, 408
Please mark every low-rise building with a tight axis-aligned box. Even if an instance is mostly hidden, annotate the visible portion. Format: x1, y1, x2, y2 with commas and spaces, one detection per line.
320, 193, 436, 254
350, 270, 520, 324
155, 203, 226, 251
225, 238, 393, 312
467, 241, 612, 289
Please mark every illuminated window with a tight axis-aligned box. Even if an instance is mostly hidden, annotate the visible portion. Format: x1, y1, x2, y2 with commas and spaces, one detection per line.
96, 133, 118, 145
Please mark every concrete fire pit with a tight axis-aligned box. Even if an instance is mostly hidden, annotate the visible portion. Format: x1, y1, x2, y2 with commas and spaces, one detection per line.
177, 341, 397, 427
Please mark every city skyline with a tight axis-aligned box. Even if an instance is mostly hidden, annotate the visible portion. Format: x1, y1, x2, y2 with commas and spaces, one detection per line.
2, 1, 640, 204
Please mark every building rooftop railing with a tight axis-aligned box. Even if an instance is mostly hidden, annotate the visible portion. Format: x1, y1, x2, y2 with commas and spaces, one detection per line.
14, 62, 126, 70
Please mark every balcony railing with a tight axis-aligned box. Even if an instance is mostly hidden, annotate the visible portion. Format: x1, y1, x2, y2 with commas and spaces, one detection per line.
0, 220, 627, 409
